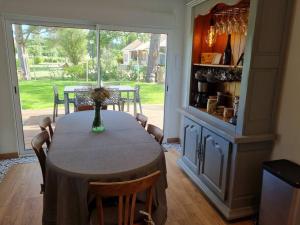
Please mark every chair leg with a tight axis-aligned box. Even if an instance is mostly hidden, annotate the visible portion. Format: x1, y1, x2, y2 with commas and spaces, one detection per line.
139, 101, 143, 114
56, 104, 58, 117
53, 103, 56, 122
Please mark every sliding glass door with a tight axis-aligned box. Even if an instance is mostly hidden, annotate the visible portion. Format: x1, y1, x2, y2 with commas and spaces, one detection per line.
9, 23, 98, 153
6, 20, 167, 155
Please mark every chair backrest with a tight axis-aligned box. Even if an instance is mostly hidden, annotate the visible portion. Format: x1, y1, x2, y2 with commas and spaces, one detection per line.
39, 117, 54, 139
103, 88, 121, 105
53, 85, 59, 102
89, 171, 161, 225
136, 113, 148, 128
31, 130, 50, 185
147, 124, 164, 145
134, 85, 140, 101
74, 88, 94, 111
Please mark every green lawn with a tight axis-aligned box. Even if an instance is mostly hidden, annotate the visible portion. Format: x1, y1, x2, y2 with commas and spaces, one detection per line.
19, 79, 165, 110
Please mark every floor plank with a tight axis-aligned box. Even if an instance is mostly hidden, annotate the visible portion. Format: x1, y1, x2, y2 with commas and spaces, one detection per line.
0, 150, 253, 225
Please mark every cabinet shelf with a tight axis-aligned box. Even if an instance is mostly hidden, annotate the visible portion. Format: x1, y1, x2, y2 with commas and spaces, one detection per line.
192, 64, 243, 82
198, 108, 233, 124
193, 64, 243, 69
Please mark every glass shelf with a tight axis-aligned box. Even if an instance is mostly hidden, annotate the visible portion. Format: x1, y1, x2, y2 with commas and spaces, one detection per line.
193, 63, 243, 69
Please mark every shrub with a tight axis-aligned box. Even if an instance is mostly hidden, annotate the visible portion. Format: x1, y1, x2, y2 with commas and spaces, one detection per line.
34, 57, 43, 65
63, 64, 85, 80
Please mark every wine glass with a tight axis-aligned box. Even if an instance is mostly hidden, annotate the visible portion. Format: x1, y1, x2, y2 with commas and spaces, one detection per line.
232, 8, 240, 33
226, 11, 234, 34
219, 13, 227, 34
214, 14, 223, 35
239, 10, 248, 36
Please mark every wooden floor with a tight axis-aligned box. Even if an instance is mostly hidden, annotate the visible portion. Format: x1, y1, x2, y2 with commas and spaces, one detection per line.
0, 150, 253, 225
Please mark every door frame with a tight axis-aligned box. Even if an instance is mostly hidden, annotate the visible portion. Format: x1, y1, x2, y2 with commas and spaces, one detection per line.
3, 14, 171, 155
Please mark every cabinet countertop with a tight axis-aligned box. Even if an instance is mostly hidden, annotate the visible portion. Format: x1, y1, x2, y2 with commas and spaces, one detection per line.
179, 107, 276, 144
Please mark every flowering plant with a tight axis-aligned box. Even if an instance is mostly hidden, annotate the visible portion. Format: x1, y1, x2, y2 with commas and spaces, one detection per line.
90, 87, 110, 104
90, 87, 110, 133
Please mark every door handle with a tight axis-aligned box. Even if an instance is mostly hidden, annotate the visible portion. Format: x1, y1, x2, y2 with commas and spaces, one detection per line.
197, 142, 202, 160
200, 143, 204, 162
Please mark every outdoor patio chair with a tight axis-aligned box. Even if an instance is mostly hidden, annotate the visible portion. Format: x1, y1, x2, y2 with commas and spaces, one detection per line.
121, 85, 143, 114
74, 88, 94, 112
89, 171, 160, 225
147, 124, 164, 145
102, 88, 121, 111
53, 85, 74, 122
31, 130, 50, 194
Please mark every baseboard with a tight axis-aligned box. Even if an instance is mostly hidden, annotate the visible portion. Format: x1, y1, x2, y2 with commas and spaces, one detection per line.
0, 152, 19, 160
166, 137, 180, 144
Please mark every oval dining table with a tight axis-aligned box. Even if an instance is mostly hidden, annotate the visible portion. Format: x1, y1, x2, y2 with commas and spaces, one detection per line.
42, 110, 168, 225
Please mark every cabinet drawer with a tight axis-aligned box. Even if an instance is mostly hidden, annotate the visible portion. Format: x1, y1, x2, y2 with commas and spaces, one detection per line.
199, 128, 231, 200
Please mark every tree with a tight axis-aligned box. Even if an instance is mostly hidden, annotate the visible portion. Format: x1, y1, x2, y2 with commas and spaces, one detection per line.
56, 29, 87, 65
146, 34, 161, 83
14, 25, 31, 80
14, 25, 53, 80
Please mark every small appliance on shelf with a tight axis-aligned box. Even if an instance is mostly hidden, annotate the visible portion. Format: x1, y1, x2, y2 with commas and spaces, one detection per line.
194, 71, 208, 108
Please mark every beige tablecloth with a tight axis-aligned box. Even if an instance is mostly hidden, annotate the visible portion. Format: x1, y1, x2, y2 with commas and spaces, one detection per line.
43, 110, 167, 225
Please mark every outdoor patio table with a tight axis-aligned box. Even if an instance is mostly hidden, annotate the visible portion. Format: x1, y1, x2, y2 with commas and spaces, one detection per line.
43, 110, 168, 225
63, 85, 137, 115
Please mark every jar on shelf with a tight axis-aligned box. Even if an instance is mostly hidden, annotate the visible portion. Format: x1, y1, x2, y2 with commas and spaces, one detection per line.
207, 98, 217, 114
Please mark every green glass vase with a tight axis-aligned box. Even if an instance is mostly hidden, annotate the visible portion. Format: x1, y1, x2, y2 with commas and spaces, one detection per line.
92, 102, 105, 133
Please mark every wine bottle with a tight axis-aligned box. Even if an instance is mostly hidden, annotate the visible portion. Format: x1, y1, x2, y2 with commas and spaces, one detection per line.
223, 34, 232, 65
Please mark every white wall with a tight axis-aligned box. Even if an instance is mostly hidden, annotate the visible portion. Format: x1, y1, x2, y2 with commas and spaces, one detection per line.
0, 15, 19, 153
0, 0, 186, 154
272, 0, 300, 164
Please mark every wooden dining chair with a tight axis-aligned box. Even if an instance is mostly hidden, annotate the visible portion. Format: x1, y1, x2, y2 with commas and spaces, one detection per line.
89, 171, 161, 225
31, 130, 50, 194
77, 105, 95, 111
39, 116, 54, 140
147, 124, 164, 145
136, 113, 148, 128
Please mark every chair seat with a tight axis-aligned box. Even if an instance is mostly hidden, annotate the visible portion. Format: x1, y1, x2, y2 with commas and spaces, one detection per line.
90, 201, 146, 225
56, 99, 65, 104
69, 98, 75, 104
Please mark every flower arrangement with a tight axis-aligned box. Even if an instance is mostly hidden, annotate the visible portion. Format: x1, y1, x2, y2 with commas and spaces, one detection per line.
90, 87, 110, 133
90, 87, 110, 105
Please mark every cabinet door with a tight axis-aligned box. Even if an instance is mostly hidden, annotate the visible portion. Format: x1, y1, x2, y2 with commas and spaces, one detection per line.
199, 128, 231, 200
182, 118, 201, 174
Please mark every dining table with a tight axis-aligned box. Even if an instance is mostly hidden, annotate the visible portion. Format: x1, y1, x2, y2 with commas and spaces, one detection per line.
63, 85, 137, 115
43, 110, 168, 225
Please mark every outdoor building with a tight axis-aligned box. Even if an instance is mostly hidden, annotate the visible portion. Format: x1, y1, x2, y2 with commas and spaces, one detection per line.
122, 34, 167, 66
